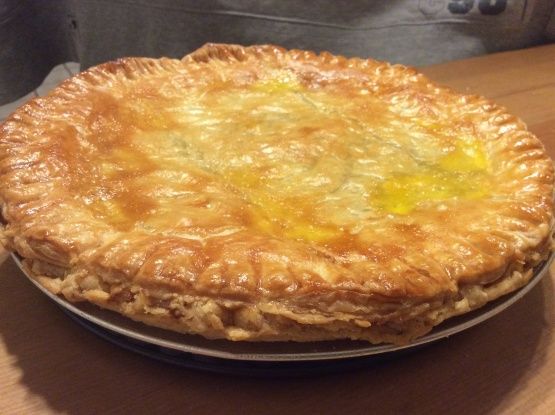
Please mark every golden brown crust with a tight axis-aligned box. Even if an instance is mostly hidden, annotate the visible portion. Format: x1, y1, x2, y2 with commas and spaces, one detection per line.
0, 43, 553, 344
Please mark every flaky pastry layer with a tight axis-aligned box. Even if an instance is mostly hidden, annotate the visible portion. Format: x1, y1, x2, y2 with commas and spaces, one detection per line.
0, 44, 553, 344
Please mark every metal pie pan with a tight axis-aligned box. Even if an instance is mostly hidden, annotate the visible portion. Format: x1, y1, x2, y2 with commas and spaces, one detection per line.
12, 253, 551, 364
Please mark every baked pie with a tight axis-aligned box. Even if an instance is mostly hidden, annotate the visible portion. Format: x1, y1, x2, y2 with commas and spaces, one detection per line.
0, 44, 552, 344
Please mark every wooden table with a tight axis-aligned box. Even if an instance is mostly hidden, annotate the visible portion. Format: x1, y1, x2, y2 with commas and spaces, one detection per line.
1, 45, 554, 415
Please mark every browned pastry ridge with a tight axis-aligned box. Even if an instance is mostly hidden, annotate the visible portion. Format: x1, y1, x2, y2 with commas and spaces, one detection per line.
0, 44, 552, 344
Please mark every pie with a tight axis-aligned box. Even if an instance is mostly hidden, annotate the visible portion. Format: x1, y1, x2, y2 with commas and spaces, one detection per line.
0, 44, 552, 345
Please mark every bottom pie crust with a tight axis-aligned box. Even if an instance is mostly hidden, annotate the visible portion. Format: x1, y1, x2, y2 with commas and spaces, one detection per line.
20, 240, 549, 345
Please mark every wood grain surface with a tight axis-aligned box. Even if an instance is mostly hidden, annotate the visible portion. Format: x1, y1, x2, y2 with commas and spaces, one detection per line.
1, 45, 554, 415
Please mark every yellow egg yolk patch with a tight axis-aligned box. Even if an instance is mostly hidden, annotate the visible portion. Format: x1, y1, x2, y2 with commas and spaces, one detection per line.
375, 140, 490, 215
223, 168, 340, 242
251, 71, 302, 93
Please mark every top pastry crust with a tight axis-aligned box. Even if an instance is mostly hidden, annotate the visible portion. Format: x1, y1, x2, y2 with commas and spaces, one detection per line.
0, 44, 552, 344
